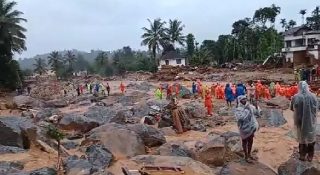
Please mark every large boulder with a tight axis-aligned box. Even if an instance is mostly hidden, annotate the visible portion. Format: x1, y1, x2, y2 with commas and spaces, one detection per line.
278, 156, 320, 175
84, 123, 146, 159
58, 114, 99, 133
221, 131, 242, 155
44, 99, 69, 108
179, 85, 192, 99
109, 110, 137, 124
13, 95, 44, 108
85, 145, 114, 170
131, 155, 215, 175
220, 161, 277, 175
196, 136, 226, 166
267, 96, 290, 110
0, 161, 24, 174
183, 101, 206, 118
126, 124, 166, 147
64, 155, 96, 175
84, 106, 118, 125
0, 117, 37, 148
259, 108, 287, 127
157, 141, 194, 158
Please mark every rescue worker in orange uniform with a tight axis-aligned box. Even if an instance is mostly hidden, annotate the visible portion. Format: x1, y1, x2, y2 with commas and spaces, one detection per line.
120, 82, 125, 94
264, 86, 271, 100
275, 82, 281, 96
255, 80, 263, 100
205, 89, 213, 116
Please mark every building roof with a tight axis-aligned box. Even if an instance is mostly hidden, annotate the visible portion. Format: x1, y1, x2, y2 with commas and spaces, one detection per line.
283, 25, 311, 36
160, 51, 183, 60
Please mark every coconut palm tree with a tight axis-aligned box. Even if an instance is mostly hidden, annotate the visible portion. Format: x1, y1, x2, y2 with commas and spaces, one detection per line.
48, 51, 62, 73
300, 9, 307, 25
287, 20, 297, 29
64, 50, 76, 73
0, 0, 27, 56
167, 19, 186, 47
280, 18, 287, 30
33, 58, 47, 75
141, 18, 168, 62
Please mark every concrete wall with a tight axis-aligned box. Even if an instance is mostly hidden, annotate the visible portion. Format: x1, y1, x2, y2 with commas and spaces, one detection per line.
159, 58, 186, 68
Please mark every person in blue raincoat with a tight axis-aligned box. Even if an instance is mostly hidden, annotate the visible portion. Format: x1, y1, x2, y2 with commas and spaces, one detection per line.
192, 82, 197, 94
225, 83, 234, 107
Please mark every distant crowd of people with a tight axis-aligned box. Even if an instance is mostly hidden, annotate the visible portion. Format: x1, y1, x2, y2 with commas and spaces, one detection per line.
294, 66, 320, 82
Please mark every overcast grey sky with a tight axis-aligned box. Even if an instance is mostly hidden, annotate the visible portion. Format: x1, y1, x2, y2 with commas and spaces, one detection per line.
15, 0, 319, 58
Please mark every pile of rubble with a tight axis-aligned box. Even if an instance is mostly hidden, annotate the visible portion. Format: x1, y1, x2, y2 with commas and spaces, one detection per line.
30, 81, 65, 100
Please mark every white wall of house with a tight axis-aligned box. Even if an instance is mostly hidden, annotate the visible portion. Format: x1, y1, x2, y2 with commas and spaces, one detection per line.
159, 58, 186, 68
285, 52, 294, 63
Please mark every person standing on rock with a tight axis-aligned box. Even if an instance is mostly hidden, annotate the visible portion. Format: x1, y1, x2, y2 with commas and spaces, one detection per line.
225, 84, 234, 107
120, 82, 125, 94
235, 95, 260, 163
205, 89, 213, 116
192, 82, 197, 94
290, 81, 318, 162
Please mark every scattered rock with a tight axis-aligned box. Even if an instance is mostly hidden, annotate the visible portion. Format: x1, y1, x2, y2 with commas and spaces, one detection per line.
86, 145, 114, 169
179, 85, 192, 99
0, 117, 37, 148
126, 124, 166, 147
0, 145, 25, 154
196, 136, 226, 166
159, 127, 177, 136
109, 110, 135, 124
59, 114, 99, 133
183, 101, 206, 118
278, 156, 320, 175
218, 107, 234, 117
190, 120, 207, 132
267, 96, 290, 110
34, 108, 61, 122
0, 161, 24, 174
84, 106, 117, 125
157, 141, 194, 158
21, 110, 34, 118
84, 123, 145, 159
259, 108, 287, 127
221, 132, 242, 155
220, 161, 277, 175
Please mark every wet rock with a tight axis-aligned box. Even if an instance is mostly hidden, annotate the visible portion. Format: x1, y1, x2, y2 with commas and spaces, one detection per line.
84, 106, 117, 125
221, 132, 242, 155
190, 120, 207, 132
44, 99, 68, 108
267, 96, 290, 110
0, 161, 24, 174
158, 113, 173, 128
196, 136, 226, 166
131, 155, 215, 175
259, 108, 287, 127
59, 114, 99, 133
220, 161, 277, 175
29, 167, 57, 175
86, 145, 114, 169
84, 123, 145, 159
278, 156, 320, 175
0, 145, 25, 154
218, 107, 234, 117
61, 140, 78, 150
0, 117, 37, 148
183, 101, 206, 118
157, 141, 194, 158
132, 101, 150, 118
64, 155, 95, 175
109, 110, 136, 124
146, 99, 169, 108
126, 124, 166, 147
34, 108, 61, 122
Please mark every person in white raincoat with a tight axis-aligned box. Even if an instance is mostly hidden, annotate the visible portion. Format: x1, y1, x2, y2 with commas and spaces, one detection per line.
234, 95, 260, 163
290, 81, 318, 162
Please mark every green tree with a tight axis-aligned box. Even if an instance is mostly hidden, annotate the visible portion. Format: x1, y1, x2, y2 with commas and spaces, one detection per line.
186, 33, 195, 59
141, 18, 168, 63
167, 19, 185, 47
0, 0, 27, 90
280, 18, 287, 29
46, 124, 64, 171
307, 6, 320, 30
64, 50, 76, 73
300, 9, 307, 25
33, 58, 47, 75
94, 51, 109, 74
48, 51, 64, 77
287, 20, 297, 29
253, 4, 281, 27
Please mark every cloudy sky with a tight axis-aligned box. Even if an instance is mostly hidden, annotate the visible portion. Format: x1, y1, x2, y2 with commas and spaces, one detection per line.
15, 0, 319, 58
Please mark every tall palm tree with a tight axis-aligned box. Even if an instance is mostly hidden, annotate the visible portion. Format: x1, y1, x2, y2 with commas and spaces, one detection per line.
64, 50, 76, 70
33, 58, 47, 75
0, 0, 27, 57
287, 20, 297, 29
48, 51, 62, 73
141, 18, 168, 62
280, 18, 287, 30
167, 19, 186, 47
300, 9, 307, 25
